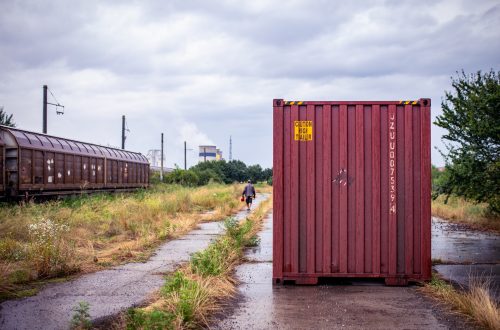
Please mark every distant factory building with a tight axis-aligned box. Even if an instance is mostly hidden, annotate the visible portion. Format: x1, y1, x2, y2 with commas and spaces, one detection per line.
199, 145, 223, 162
216, 149, 223, 160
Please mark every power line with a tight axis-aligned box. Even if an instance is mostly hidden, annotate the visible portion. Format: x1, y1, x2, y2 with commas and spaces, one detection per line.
47, 87, 64, 115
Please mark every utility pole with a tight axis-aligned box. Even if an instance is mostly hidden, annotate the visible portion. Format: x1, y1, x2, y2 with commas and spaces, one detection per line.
121, 115, 126, 149
229, 135, 232, 161
43, 85, 48, 133
204, 147, 207, 162
160, 133, 164, 181
184, 141, 187, 170
42, 85, 64, 134
183, 142, 193, 169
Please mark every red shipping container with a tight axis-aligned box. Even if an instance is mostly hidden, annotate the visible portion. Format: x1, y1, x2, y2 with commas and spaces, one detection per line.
272, 99, 431, 286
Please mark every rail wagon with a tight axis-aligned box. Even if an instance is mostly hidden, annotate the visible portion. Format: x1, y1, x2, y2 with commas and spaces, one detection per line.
0, 125, 149, 199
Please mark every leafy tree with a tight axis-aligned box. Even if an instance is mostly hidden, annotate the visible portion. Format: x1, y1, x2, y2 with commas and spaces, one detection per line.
0, 107, 16, 127
194, 168, 223, 185
434, 70, 500, 213
247, 164, 263, 183
431, 165, 448, 192
225, 160, 248, 183
262, 168, 273, 183
189, 159, 271, 185
191, 160, 227, 182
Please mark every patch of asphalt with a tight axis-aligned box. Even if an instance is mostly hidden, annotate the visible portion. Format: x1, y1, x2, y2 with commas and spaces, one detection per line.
0, 194, 269, 330
432, 216, 500, 302
211, 213, 474, 330
432, 217, 500, 264
434, 264, 500, 303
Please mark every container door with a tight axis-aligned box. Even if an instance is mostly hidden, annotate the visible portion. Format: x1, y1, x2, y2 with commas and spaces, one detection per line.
273, 99, 431, 283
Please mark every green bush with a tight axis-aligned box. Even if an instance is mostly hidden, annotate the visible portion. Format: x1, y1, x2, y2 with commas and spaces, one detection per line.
190, 217, 255, 276
161, 271, 204, 324
70, 301, 92, 330
193, 168, 223, 185
126, 308, 175, 330
190, 238, 234, 276
149, 170, 163, 184
0, 238, 26, 261
27, 218, 76, 278
164, 169, 200, 187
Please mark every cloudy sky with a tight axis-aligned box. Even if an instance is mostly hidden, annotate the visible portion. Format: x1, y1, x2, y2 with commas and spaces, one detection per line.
1, 0, 499, 169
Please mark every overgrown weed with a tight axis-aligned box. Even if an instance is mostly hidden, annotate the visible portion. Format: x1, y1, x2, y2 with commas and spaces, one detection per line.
70, 301, 92, 330
127, 195, 272, 329
423, 273, 500, 329
432, 195, 500, 232
0, 183, 245, 300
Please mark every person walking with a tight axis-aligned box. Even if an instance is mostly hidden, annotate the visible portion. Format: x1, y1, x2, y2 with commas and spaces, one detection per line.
242, 180, 256, 211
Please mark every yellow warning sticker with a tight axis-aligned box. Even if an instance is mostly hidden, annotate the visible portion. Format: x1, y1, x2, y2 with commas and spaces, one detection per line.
294, 121, 313, 141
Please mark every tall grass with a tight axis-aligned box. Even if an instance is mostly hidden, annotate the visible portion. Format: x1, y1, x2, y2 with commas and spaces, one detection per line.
423, 274, 500, 330
126, 196, 273, 329
0, 183, 244, 300
432, 195, 500, 232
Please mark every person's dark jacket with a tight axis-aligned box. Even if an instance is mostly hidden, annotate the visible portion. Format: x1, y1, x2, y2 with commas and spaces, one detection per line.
242, 184, 256, 198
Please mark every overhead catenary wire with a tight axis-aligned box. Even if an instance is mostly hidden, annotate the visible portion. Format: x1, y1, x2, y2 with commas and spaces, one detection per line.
46, 87, 65, 115
48, 87, 60, 105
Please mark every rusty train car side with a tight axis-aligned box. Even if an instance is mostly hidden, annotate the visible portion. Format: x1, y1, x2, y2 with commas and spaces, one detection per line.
272, 99, 431, 286
0, 125, 149, 198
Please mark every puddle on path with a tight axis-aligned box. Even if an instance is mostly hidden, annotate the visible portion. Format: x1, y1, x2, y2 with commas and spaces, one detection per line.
213, 214, 465, 330
0, 195, 268, 330
432, 217, 500, 264
432, 217, 500, 302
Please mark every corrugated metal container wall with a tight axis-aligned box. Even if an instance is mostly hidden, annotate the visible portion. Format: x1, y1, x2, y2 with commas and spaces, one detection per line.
272, 99, 431, 286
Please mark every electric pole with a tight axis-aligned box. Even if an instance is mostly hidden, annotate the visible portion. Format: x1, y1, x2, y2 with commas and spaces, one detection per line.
43, 85, 48, 133
184, 141, 193, 170
229, 135, 232, 161
42, 85, 64, 134
160, 133, 164, 181
121, 115, 126, 149
204, 147, 207, 162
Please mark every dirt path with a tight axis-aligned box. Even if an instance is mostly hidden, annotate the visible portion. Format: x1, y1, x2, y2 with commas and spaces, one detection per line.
0, 194, 269, 330
212, 213, 472, 330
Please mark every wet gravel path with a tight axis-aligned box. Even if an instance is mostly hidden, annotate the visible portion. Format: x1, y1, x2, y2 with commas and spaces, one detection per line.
432, 217, 500, 301
212, 213, 472, 330
0, 194, 269, 330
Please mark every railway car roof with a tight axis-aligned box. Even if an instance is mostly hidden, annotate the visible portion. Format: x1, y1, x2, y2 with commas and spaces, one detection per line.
0, 125, 148, 164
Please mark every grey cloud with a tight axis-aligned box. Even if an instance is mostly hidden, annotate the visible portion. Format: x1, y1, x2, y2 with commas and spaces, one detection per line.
1, 0, 499, 168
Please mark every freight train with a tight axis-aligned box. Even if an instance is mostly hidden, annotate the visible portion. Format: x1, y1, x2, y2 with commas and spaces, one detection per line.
0, 125, 149, 199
